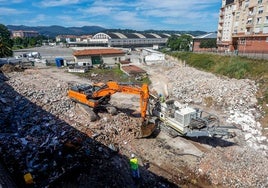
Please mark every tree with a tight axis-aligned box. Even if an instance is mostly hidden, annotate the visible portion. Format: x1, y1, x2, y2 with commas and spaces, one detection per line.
0, 24, 13, 57
167, 34, 192, 51
199, 39, 217, 49
13, 37, 23, 46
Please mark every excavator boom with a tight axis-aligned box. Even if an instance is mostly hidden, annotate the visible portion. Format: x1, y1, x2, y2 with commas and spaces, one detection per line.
68, 81, 155, 137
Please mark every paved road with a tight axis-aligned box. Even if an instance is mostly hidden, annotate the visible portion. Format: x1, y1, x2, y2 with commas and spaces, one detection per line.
13, 46, 75, 63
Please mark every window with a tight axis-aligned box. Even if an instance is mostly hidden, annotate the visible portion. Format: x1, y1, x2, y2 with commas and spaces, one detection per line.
247, 18, 253, 24
254, 27, 260, 33
258, 0, 262, 4
239, 38, 246, 45
257, 17, 262, 24
265, 16, 268, 23
258, 6, 264, 14
263, 26, 268, 33
245, 1, 249, 8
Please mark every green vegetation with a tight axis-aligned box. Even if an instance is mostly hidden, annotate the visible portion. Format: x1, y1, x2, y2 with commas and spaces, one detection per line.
0, 24, 13, 57
12, 35, 47, 49
166, 34, 193, 51
199, 38, 217, 49
70, 65, 151, 85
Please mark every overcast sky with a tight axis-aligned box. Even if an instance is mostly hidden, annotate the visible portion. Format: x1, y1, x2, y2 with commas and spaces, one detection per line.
0, 0, 221, 32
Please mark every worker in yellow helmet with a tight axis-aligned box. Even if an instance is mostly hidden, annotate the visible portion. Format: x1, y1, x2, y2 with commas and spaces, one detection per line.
129, 153, 140, 180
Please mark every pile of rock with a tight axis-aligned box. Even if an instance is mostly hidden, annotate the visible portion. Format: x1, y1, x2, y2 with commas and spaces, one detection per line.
0, 70, 95, 186
195, 146, 268, 187
166, 65, 267, 154
0, 67, 173, 187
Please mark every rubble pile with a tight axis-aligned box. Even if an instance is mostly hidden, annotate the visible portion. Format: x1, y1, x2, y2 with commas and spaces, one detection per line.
0, 64, 24, 73
93, 113, 142, 144
196, 146, 268, 187
0, 70, 94, 186
156, 63, 268, 187
0, 68, 176, 187
168, 67, 258, 112
166, 66, 267, 153
1, 62, 268, 187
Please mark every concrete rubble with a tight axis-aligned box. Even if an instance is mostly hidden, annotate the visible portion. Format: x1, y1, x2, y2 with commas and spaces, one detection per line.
167, 65, 267, 153
159, 63, 268, 187
0, 62, 268, 187
0, 66, 176, 187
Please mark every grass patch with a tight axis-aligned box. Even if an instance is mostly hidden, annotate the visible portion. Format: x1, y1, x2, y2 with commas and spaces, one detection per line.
68, 66, 151, 85
215, 60, 250, 79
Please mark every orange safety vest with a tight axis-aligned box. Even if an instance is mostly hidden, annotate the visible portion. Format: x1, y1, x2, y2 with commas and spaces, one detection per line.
130, 158, 138, 170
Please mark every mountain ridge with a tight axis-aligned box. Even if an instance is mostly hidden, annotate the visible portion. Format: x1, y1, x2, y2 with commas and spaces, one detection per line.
6, 25, 208, 37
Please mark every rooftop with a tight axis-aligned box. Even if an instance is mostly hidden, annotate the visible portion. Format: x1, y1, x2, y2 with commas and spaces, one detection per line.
73, 48, 125, 56
195, 33, 217, 39
121, 65, 146, 75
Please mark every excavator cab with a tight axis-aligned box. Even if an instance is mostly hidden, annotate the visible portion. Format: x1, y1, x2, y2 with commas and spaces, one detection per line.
68, 81, 157, 138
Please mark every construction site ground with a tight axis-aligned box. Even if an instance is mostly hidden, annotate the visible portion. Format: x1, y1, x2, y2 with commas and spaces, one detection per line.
0, 55, 268, 187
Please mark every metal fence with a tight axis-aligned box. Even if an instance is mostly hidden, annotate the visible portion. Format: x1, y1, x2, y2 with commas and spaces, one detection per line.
195, 50, 268, 60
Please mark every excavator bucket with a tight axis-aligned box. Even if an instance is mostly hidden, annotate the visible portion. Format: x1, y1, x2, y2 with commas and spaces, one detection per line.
140, 123, 156, 137
138, 117, 158, 138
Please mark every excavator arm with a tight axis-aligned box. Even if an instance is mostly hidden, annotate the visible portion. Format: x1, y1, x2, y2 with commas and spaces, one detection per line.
68, 81, 156, 137
91, 81, 149, 119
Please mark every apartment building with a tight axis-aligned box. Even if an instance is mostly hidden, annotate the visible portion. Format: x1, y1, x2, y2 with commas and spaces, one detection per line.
217, 0, 268, 53
11, 30, 39, 38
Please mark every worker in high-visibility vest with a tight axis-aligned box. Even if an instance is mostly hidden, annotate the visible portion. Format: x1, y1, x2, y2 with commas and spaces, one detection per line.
129, 153, 140, 179
159, 94, 165, 103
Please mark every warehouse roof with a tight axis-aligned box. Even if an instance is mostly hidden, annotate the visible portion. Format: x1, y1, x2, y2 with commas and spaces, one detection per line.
92, 32, 178, 40
73, 48, 125, 56
195, 33, 217, 39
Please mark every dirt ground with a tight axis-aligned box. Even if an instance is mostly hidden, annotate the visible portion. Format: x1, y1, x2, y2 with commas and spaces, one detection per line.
33, 67, 231, 186
1, 62, 267, 188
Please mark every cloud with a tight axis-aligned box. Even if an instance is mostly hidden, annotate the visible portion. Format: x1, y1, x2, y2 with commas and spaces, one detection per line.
137, 0, 219, 17
56, 15, 104, 27
80, 6, 114, 16
77, 0, 220, 30
39, 0, 82, 7
0, 7, 28, 15
27, 14, 47, 24
0, 0, 221, 31
111, 11, 148, 30
0, 0, 23, 4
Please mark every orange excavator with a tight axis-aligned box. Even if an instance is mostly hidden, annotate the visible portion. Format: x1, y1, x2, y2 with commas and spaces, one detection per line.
68, 81, 156, 137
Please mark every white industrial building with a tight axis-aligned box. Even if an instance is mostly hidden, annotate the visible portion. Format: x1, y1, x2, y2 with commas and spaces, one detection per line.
141, 48, 165, 65
66, 32, 172, 48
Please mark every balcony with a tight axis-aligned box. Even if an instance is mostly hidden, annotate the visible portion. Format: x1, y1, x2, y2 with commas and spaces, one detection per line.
246, 23, 254, 27
248, 12, 255, 17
